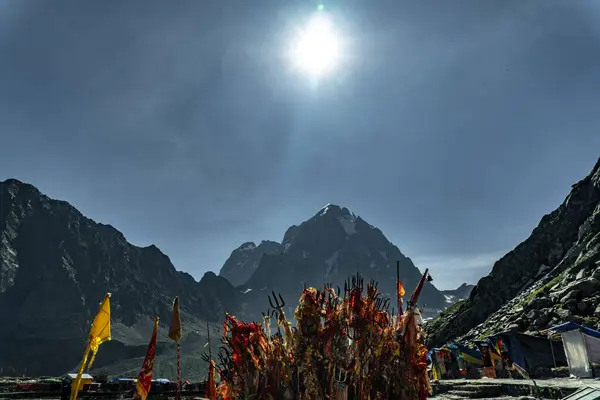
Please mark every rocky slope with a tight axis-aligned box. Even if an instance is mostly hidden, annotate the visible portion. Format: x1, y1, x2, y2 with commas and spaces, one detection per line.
220, 204, 447, 319
0, 179, 240, 377
426, 157, 600, 347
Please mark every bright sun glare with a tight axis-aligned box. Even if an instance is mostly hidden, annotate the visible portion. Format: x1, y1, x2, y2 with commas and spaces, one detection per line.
292, 13, 340, 77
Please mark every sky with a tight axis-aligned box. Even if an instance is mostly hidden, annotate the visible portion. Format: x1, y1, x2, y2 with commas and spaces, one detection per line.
1, 0, 599, 290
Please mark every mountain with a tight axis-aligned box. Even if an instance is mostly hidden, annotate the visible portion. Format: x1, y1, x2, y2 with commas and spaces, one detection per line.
425, 157, 600, 347
219, 204, 447, 319
219, 240, 283, 286
440, 283, 475, 304
0, 179, 240, 377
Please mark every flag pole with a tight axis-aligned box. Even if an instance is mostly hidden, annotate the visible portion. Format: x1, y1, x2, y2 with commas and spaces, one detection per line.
176, 342, 181, 400
396, 260, 403, 317
169, 297, 183, 400
69, 343, 91, 400
207, 320, 212, 361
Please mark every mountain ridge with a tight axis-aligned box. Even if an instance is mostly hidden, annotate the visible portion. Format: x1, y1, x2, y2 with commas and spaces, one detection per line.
425, 157, 600, 347
0, 178, 240, 377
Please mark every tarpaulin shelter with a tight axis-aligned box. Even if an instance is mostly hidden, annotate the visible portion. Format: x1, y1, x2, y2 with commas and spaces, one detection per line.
490, 331, 567, 371
454, 343, 484, 366
547, 322, 600, 378
474, 340, 502, 378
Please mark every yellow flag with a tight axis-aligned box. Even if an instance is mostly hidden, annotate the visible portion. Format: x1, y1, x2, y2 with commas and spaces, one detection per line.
70, 293, 111, 400
89, 293, 112, 353
169, 297, 182, 342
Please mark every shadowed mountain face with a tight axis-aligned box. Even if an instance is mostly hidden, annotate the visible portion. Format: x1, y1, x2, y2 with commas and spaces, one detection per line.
0, 179, 240, 377
426, 157, 600, 347
219, 204, 447, 319
440, 283, 475, 304
219, 240, 283, 287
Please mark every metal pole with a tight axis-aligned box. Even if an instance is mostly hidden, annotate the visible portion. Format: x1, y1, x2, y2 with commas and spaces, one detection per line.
549, 337, 557, 368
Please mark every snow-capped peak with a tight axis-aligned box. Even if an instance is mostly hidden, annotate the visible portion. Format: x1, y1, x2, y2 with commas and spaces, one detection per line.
318, 203, 334, 216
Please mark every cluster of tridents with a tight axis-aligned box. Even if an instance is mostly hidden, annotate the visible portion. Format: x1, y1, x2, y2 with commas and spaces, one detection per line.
213, 270, 432, 400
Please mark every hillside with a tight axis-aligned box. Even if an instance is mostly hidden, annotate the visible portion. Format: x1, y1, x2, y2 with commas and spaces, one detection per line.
0, 179, 240, 377
426, 157, 600, 347
219, 204, 447, 319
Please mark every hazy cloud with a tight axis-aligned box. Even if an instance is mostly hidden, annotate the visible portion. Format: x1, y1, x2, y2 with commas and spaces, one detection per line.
1, 0, 599, 289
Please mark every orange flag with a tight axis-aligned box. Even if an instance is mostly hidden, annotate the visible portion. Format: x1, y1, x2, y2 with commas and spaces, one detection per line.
135, 317, 159, 400
207, 360, 217, 400
397, 281, 406, 298
169, 297, 182, 342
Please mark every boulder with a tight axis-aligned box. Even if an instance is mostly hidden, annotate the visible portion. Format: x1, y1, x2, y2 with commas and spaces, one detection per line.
561, 289, 581, 304
528, 297, 553, 310
556, 308, 571, 320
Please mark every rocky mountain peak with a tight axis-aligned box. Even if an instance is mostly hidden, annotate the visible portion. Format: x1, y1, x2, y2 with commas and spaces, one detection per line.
222, 204, 447, 319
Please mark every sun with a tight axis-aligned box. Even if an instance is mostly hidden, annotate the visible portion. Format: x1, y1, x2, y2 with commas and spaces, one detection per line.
291, 13, 340, 77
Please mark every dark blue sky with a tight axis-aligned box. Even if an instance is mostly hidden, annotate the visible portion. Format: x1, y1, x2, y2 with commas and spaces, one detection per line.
1, 0, 599, 289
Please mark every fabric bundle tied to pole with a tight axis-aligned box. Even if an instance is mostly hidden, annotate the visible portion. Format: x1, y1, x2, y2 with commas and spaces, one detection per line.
135, 316, 159, 400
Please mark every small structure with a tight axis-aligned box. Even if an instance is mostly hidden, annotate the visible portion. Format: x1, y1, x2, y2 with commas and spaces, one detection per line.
490, 331, 567, 372
548, 322, 600, 378
64, 373, 94, 391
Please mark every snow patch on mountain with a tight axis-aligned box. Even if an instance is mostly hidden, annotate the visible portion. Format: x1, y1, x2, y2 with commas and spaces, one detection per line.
325, 250, 339, 278
338, 214, 357, 235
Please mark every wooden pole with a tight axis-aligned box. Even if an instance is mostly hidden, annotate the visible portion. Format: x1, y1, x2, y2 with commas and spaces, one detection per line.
396, 261, 403, 317
207, 321, 212, 361
176, 342, 181, 400
70, 343, 91, 400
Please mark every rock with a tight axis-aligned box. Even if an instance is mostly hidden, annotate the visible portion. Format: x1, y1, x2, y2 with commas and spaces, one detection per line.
528, 297, 553, 310
556, 308, 571, 320
507, 323, 520, 331
578, 302, 590, 314
526, 310, 540, 320
566, 315, 584, 324
561, 289, 581, 304
533, 313, 552, 328
591, 268, 600, 280
594, 304, 600, 317
578, 278, 600, 297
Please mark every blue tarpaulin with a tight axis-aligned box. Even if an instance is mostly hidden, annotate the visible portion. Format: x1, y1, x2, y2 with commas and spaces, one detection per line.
489, 331, 567, 370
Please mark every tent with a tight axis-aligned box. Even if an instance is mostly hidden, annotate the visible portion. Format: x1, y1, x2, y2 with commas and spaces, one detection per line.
454, 343, 484, 366
489, 331, 567, 371
548, 322, 600, 378
474, 340, 503, 378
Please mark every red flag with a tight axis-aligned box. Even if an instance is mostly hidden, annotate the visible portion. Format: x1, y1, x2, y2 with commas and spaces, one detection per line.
135, 317, 159, 400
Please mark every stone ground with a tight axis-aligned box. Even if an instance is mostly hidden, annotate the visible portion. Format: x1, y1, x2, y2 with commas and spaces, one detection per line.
431, 377, 600, 399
